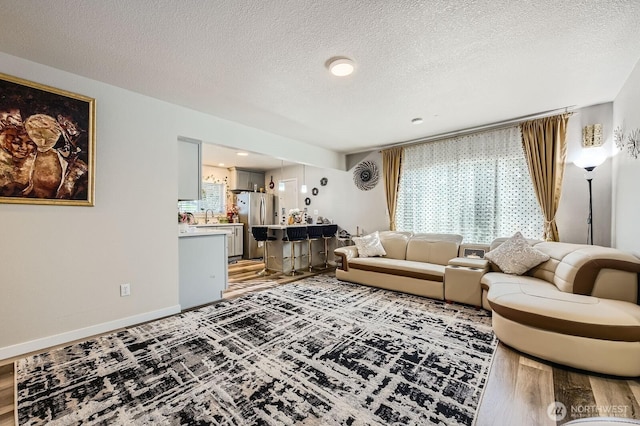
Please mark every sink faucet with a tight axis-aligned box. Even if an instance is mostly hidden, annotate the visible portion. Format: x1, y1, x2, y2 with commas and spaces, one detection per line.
205, 209, 214, 224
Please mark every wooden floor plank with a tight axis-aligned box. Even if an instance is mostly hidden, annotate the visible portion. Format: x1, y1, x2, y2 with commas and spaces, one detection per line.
0, 363, 13, 426
590, 376, 640, 419
629, 380, 640, 408
513, 356, 556, 426
474, 343, 522, 426
554, 368, 598, 425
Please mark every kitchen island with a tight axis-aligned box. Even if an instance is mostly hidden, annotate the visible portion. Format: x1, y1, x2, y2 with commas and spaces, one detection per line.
178, 227, 229, 310
263, 224, 337, 274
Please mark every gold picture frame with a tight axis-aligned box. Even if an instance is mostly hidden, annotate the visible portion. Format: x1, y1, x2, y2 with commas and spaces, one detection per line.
0, 72, 95, 206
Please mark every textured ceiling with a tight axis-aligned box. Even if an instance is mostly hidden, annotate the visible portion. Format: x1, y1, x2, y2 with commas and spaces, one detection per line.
1, 0, 640, 155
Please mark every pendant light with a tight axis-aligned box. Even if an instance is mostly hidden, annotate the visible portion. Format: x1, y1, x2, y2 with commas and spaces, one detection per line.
301, 164, 308, 193
278, 160, 285, 191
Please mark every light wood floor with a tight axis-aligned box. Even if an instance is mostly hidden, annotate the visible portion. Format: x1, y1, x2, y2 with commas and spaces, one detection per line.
2, 265, 639, 425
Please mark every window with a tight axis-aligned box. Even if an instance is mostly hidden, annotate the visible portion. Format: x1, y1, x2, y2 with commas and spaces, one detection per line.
395, 126, 543, 244
177, 182, 225, 214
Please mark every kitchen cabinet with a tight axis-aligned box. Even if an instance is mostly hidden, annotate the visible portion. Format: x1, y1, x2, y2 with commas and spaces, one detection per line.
229, 167, 265, 192
178, 232, 227, 309
218, 224, 244, 257
197, 224, 243, 257
177, 137, 202, 200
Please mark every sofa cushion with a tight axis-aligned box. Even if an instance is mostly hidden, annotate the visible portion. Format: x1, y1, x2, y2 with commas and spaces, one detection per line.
488, 283, 640, 342
348, 257, 446, 282
485, 232, 550, 275
406, 234, 462, 265
378, 231, 411, 260
480, 271, 557, 293
352, 231, 387, 258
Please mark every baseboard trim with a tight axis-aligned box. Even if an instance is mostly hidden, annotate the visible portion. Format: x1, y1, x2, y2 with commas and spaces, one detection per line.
0, 305, 181, 362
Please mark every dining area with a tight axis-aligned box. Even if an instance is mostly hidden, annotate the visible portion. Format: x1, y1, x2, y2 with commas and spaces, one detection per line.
250, 224, 339, 276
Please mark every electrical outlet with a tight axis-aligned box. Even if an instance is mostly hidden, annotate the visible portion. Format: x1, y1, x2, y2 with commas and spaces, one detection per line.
120, 283, 131, 297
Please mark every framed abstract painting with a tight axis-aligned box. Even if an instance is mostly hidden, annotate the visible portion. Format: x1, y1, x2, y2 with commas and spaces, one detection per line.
0, 72, 95, 206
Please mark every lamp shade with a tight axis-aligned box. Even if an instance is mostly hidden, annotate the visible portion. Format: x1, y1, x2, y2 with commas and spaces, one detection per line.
574, 146, 607, 170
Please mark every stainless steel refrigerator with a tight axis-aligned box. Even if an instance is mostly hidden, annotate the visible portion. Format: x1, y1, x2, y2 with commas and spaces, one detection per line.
236, 192, 277, 259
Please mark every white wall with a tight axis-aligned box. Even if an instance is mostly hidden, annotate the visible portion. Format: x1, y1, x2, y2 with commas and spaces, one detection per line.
0, 52, 344, 359
612, 59, 640, 256
266, 151, 389, 237
557, 103, 613, 246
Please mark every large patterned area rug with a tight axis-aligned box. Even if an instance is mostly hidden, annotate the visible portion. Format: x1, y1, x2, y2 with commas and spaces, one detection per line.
17, 275, 497, 425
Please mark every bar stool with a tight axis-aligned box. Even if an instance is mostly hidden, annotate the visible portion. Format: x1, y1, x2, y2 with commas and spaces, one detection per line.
251, 226, 276, 276
306, 225, 325, 272
283, 226, 308, 275
321, 224, 338, 268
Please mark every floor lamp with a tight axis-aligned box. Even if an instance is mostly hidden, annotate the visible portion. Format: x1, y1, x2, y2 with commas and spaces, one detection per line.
574, 146, 606, 245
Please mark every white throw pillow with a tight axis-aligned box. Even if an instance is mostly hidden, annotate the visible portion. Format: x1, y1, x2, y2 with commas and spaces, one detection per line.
352, 231, 387, 258
484, 231, 549, 275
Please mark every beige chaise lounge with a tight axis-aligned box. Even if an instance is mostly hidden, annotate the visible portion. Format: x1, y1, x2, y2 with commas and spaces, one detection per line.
482, 239, 640, 377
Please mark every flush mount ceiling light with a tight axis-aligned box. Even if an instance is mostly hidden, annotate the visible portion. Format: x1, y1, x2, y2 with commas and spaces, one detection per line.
411, 118, 424, 125
328, 58, 355, 77
236, 152, 249, 156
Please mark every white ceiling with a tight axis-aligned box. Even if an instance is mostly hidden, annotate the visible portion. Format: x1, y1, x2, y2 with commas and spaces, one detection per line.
202, 143, 294, 171
2, 1, 640, 159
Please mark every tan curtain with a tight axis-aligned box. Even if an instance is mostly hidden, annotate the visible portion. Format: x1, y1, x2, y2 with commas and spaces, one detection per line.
382, 147, 403, 230
520, 114, 570, 241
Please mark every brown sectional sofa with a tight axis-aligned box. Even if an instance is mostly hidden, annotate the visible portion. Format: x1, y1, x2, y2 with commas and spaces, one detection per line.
335, 232, 640, 377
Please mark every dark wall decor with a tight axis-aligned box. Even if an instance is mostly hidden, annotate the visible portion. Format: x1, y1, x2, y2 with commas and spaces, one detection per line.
0, 73, 96, 206
353, 160, 379, 191
312, 187, 319, 196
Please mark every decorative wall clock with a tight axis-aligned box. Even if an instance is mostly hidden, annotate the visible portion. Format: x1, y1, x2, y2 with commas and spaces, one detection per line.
353, 160, 379, 191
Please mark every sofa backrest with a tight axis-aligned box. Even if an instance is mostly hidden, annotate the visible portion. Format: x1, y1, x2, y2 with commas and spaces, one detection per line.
489, 237, 640, 303
406, 234, 463, 265
531, 242, 640, 302
378, 231, 412, 260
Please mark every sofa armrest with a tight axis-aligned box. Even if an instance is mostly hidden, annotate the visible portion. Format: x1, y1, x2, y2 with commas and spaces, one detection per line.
448, 257, 489, 269
334, 246, 358, 271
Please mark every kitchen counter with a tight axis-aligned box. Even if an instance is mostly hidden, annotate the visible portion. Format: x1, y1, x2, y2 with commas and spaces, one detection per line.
180, 224, 244, 258
178, 227, 232, 238
266, 224, 323, 229
193, 223, 243, 227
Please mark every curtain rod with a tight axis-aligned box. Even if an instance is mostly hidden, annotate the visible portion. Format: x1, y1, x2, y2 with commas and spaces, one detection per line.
374, 105, 576, 153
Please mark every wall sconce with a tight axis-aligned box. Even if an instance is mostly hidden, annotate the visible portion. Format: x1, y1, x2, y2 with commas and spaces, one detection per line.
574, 146, 607, 245
582, 124, 603, 147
